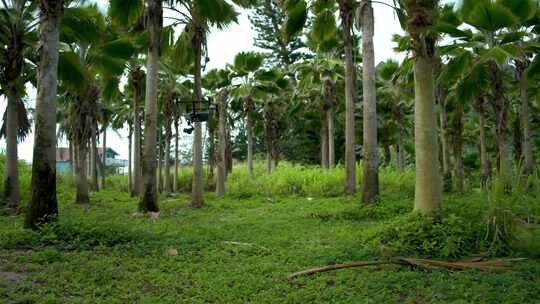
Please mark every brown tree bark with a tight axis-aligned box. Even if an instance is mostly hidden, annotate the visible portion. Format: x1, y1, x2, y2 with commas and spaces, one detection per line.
25, 0, 63, 229
139, 0, 161, 212
216, 91, 227, 197
338, 0, 357, 195
360, 0, 379, 203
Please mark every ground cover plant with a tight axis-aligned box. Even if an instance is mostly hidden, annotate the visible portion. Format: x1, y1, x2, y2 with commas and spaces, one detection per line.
1, 161, 539, 303
2, 0, 540, 303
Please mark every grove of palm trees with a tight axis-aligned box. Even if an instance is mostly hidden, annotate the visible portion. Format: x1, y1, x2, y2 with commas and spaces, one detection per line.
1, 0, 540, 302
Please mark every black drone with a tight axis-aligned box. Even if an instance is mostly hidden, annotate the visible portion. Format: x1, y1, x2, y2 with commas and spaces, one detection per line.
177, 97, 216, 134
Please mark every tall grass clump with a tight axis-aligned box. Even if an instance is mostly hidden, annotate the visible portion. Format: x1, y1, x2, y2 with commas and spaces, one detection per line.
483, 168, 540, 256
225, 162, 415, 198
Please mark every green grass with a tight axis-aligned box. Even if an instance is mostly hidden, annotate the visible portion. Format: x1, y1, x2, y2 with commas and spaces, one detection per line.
1, 164, 539, 303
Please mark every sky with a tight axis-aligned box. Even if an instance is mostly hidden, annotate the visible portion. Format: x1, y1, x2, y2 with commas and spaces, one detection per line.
0, 1, 404, 163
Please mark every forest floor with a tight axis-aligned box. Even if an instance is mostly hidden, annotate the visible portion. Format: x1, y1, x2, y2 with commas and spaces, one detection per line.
1, 187, 539, 303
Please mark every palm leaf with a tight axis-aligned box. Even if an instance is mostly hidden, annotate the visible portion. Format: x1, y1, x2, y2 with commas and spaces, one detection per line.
108, 0, 144, 27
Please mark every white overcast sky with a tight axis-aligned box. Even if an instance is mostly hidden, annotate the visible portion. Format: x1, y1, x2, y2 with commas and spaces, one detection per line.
1, 0, 405, 162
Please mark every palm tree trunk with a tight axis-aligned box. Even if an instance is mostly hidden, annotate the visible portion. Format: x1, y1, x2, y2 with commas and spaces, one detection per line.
69, 139, 75, 178
328, 107, 335, 169
397, 129, 405, 173
452, 102, 463, 193
25, 0, 63, 229
75, 143, 89, 204
360, 0, 379, 203
191, 24, 204, 208
246, 97, 254, 177
475, 97, 490, 184
132, 73, 142, 197
101, 126, 107, 189
490, 63, 510, 183
128, 125, 133, 193
157, 131, 162, 193
226, 125, 233, 175
139, 0, 161, 212
91, 127, 99, 192
216, 92, 227, 197
164, 126, 172, 194
174, 118, 180, 192
4, 95, 20, 209
320, 108, 329, 170
518, 66, 534, 174
338, 0, 356, 195
413, 54, 442, 214
438, 87, 451, 187
406, 1, 442, 215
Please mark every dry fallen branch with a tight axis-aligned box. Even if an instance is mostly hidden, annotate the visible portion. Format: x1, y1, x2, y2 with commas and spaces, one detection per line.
287, 258, 526, 280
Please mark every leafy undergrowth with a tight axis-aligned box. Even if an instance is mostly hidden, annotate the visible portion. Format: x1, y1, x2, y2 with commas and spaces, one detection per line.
1, 187, 539, 303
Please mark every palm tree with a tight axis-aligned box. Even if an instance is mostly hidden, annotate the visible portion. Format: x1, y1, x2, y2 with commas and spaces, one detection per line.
0, 0, 36, 210
360, 0, 379, 203
127, 64, 144, 196
284, 0, 358, 193
230, 51, 264, 177
203, 68, 232, 196
337, 0, 357, 195
56, 6, 133, 204
165, 0, 256, 207
25, 0, 65, 229
458, 0, 538, 184
294, 54, 342, 169
139, 0, 162, 212
396, 0, 442, 215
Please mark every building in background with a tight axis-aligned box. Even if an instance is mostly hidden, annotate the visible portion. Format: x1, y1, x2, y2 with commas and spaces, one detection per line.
55, 147, 127, 175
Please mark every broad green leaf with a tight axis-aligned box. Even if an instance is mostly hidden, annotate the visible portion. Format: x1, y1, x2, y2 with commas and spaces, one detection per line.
465, 2, 518, 31
108, 0, 144, 27
283, 0, 308, 42
498, 0, 536, 23
101, 39, 135, 60
58, 51, 88, 90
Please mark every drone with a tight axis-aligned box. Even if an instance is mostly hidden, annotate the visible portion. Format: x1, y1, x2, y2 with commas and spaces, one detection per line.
177, 97, 216, 134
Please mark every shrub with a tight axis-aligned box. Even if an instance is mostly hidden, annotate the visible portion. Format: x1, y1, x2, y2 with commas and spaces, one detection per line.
0, 219, 140, 251
363, 213, 484, 259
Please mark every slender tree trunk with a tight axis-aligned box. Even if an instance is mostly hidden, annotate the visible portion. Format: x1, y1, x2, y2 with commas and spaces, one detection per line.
328, 107, 335, 168
75, 144, 89, 204
320, 108, 329, 170
128, 126, 133, 193
4, 96, 20, 209
91, 127, 99, 192
360, 0, 379, 203
190, 24, 204, 208
475, 97, 490, 184
266, 152, 272, 174
164, 126, 172, 194
438, 87, 451, 189
101, 126, 107, 189
139, 0, 161, 212
69, 140, 75, 178
132, 71, 142, 197
246, 96, 254, 177
397, 129, 405, 173
216, 92, 227, 197
338, 0, 356, 194
518, 65, 534, 174
490, 62, 510, 183
226, 123, 233, 174
174, 118, 180, 192
25, 0, 63, 229
157, 131, 162, 193
452, 102, 463, 193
